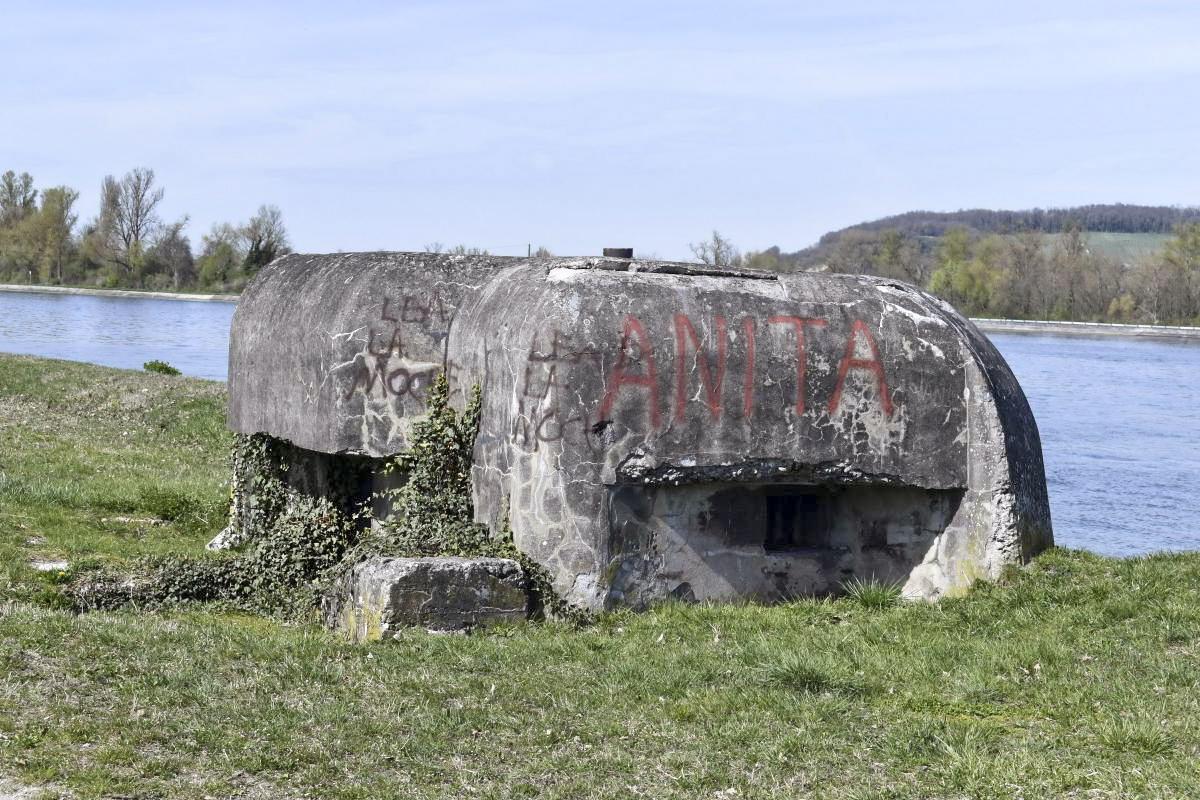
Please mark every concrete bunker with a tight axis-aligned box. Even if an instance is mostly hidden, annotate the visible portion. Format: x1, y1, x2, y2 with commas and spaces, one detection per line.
227, 251, 1053, 612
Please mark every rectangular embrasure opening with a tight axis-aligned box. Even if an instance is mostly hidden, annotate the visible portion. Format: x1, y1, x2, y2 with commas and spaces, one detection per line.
764, 488, 831, 551
607, 481, 965, 602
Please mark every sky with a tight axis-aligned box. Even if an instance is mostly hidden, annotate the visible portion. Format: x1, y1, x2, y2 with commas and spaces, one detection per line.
3, 0, 1200, 260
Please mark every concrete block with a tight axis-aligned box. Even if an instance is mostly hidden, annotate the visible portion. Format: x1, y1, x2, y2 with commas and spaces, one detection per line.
325, 557, 528, 639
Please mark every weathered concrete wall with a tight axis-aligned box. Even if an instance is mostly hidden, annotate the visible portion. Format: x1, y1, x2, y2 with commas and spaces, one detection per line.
902, 312, 1054, 596
228, 252, 507, 455
228, 253, 1053, 611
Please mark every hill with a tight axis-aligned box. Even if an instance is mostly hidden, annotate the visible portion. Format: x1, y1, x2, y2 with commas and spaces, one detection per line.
779, 204, 1200, 268
736, 204, 1200, 324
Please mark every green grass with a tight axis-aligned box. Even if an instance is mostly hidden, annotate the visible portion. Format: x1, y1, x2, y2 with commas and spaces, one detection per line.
1083, 232, 1173, 265
1, 354, 1199, 798
842, 576, 902, 611
0, 354, 230, 604
916, 231, 1170, 268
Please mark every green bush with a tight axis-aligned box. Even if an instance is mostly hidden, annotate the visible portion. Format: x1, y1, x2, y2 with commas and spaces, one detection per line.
143, 360, 181, 376
1098, 718, 1174, 756
69, 490, 359, 617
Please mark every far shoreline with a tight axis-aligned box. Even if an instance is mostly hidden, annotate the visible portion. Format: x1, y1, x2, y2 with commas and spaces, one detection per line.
0, 283, 238, 303
972, 318, 1200, 341
2, 283, 1198, 340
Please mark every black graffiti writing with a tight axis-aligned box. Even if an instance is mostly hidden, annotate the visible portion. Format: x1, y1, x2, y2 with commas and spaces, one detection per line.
514, 328, 605, 449
343, 357, 460, 402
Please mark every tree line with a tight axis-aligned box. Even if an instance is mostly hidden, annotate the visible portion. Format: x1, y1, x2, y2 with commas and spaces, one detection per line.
692, 220, 1200, 325
0, 168, 290, 292
6, 169, 1196, 324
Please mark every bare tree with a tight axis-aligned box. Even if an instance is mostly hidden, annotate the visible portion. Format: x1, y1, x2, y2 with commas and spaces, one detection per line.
1048, 219, 1117, 319
1005, 230, 1047, 318
1131, 256, 1177, 322
99, 167, 164, 278
874, 229, 924, 283
447, 244, 489, 256
422, 242, 490, 256
826, 229, 882, 275
241, 204, 291, 273
1162, 221, 1200, 321
690, 230, 742, 268
150, 218, 194, 289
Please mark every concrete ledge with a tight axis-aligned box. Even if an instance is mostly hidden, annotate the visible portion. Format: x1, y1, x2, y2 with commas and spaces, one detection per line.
972, 317, 1200, 340
0, 284, 239, 303
324, 556, 529, 639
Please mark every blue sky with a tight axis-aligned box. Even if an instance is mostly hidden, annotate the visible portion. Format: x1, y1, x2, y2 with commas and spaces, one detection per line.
3, 1, 1199, 259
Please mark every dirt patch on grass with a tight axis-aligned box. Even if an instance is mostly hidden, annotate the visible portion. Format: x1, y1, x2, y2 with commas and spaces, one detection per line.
0, 779, 56, 799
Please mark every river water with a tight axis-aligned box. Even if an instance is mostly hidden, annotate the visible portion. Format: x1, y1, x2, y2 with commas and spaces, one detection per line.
0, 290, 1196, 557
0, 292, 235, 381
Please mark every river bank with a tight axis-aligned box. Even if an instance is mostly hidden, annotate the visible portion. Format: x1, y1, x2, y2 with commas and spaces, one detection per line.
0, 283, 238, 303
0, 353, 1199, 798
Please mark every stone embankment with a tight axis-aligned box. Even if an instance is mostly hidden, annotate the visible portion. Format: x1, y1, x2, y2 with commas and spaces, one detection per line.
0, 283, 238, 303
972, 317, 1200, 340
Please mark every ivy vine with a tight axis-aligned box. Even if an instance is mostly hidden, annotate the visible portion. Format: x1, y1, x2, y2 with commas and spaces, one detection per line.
69, 371, 588, 624
339, 373, 588, 623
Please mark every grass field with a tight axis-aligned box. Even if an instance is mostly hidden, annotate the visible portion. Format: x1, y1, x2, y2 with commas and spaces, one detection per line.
1, 354, 1199, 799
1082, 232, 1173, 265
908, 231, 1172, 266
0, 355, 230, 608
